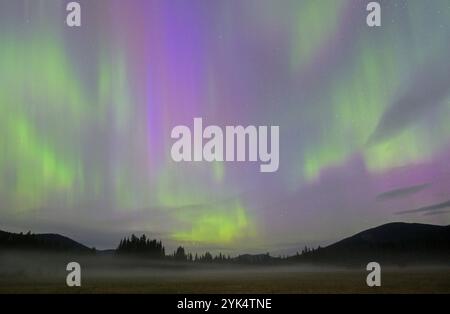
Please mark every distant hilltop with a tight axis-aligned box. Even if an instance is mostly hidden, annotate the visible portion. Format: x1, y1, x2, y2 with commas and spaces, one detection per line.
1, 222, 450, 266
0, 230, 91, 252
289, 222, 450, 266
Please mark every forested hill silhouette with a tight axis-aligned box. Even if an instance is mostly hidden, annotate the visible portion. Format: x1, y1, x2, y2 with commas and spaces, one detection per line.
292, 222, 450, 265
0, 230, 91, 252
1, 222, 450, 265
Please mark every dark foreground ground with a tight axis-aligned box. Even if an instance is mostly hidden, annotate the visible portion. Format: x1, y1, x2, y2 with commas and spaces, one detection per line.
1, 252, 449, 293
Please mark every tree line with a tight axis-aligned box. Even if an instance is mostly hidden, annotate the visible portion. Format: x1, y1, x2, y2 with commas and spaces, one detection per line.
117, 234, 165, 258
116, 233, 321, 264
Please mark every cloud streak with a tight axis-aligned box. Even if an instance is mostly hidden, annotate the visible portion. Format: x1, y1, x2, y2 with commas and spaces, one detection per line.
395, 200, 450, 215
369, 62, 450, 144
377, 183, 430, 201
423, 210, 450, 216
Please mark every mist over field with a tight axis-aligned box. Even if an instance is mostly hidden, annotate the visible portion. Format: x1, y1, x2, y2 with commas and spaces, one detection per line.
1, 250, 449, 293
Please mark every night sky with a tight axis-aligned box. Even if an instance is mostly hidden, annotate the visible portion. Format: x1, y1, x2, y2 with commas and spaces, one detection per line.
1, 0, 450, 254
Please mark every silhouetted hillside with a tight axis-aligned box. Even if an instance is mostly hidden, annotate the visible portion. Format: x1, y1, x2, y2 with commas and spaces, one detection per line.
0, 230, 91, 252
294, 222, 450, 266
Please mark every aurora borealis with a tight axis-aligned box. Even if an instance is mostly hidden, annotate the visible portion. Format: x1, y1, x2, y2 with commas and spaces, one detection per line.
1, 0, 450, 254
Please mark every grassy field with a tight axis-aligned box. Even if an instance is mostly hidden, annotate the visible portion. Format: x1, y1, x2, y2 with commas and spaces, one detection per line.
2, 266, 450, 293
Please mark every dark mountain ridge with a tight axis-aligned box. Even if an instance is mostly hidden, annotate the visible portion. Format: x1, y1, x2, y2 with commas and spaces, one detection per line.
0, 230, 91, 252
294, 222, 450, 265
328, 222, 450, 250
